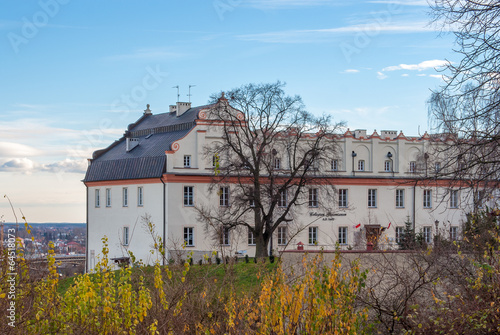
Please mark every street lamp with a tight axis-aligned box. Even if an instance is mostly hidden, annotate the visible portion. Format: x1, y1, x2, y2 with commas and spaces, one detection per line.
434, 220, 439, 245
387, 151, 394, 177
351, 151, 357, 176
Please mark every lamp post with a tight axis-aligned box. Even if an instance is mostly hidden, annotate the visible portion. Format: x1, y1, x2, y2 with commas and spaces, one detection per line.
351, 151, 357, 176
434, 220, 439, 246
387, 151, 394, 177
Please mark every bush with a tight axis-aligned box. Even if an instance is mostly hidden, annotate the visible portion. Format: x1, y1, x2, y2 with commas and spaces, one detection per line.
199, 253, 371, 334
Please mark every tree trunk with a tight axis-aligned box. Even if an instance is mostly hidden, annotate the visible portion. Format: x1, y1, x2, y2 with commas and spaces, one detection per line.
254, 233, 269, 258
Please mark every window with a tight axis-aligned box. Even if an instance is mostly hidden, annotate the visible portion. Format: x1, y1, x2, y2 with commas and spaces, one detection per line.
184, 227, 194, 246
476, 190, 485, 208
273, 157, 281, 169
396, 227, 404, 244
122, 187, 128, 207
277, 226, 287, 245
184, 155, 191, 168
95, 189, 100, 208
331, 159, 339, 171
450, 226, 458, 241
278, 190, 287, 207
338, 227, 348, 245
137, 187, 143, 206
248, 228, 255, 245
184, 186, 194, 206
308, 227, 318, 245
106, 188, 111, 207
249, 188, 255, 207
220, 187, 229, 206
384, 160, 392, 172
423, 226, 432, 244
396, 189, 405, 208
123, 226, 129, 246
338, 189, 348, 208
212, 154, 219, 168
309, 188, 318, 207
358, 160, 365, 171
220, 227, 230, 245
450, 190, 459, 208
409, 161, 416, 173
435, 162, 441, 173
368, 189, 377, 208
311, 158, 319, 170
423, 190, 432, 208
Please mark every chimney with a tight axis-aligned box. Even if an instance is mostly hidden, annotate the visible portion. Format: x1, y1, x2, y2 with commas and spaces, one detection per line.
144, 104, 152, 115
176, 102, 191, 117
126, 138, 139, 152
169, 105, 177, 113
354, 129, 367, 138
381, 130, 397, 139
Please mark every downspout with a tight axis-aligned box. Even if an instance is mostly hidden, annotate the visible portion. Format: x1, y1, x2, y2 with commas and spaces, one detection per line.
161, 177, 166, 266
85, 185, 89, 274
412, 183, 416, 232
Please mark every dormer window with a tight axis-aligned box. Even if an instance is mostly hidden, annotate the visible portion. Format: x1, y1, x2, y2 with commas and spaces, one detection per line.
409, 161, 416, 173
332, 159, 339, 171
184, 155, 191, 168
384, 160, 392, 172
358, 160, 365, 171
273, 157, 281, 169
435, 162, 441, 173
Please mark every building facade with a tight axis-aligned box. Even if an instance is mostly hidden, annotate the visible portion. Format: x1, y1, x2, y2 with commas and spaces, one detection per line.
84, 99, 487, 271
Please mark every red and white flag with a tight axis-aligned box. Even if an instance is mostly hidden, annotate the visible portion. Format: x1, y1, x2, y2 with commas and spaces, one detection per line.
387, 222, 391, 229
354, 223, 361, 229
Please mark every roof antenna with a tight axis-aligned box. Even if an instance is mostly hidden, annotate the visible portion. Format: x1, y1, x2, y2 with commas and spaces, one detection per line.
172, 85, 180, 102
187, 85, 196, 103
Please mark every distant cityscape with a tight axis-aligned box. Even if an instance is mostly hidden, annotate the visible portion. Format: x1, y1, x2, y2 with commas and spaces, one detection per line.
1, 223, 86, 257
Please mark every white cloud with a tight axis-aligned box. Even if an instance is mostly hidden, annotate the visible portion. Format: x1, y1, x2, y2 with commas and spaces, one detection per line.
0, 142, 42, 157
342, 69, 360, 73
0, 158, 36, 173
417, 74, 426, 77
377, 71, 388, 80
382, 59, 448, 72
429, 74, 445, 80
0, 158, 87, 174
237, 21, 435, 43
42, 159, 88, 174
0, 118, 123, 159
401, 73, 409, 77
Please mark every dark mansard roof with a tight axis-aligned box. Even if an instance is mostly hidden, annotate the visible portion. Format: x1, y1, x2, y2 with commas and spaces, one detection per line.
84, 104, 213, 182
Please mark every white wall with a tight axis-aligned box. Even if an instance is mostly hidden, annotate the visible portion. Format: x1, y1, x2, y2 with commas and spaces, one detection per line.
87, 182, 164, 271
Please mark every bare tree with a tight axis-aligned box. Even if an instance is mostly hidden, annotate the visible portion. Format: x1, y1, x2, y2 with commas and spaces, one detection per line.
428, 1, 500, 201
196, 82, 343, 258
357, 251, 443, 334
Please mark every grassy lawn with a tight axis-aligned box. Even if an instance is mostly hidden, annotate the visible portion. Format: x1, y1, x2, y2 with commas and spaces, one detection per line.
57, 258, 278, 297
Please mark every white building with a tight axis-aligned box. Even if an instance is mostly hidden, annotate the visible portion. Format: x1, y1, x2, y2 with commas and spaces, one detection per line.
84, 98, 486, 271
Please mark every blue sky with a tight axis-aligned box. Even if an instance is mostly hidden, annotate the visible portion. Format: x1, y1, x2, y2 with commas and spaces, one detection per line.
0, 0, 456, 223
